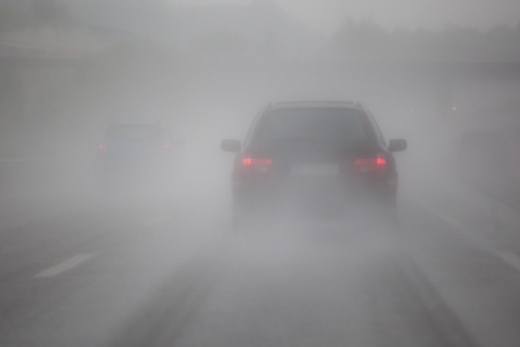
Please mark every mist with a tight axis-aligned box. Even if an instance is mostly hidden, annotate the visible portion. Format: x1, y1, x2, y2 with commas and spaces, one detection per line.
0, 0, 520, 346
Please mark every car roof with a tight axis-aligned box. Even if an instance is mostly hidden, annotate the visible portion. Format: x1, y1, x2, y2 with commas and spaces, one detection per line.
268, 101, 364, 110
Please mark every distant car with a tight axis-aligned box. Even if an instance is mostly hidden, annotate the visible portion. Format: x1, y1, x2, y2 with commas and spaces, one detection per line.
221, 101, 407, 226
97, 122, 175, 193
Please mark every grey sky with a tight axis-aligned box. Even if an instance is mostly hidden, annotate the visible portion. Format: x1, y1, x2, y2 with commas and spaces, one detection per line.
168, 0, 520, 34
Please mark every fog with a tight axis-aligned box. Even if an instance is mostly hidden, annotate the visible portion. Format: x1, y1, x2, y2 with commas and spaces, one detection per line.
0, 1, 520, 346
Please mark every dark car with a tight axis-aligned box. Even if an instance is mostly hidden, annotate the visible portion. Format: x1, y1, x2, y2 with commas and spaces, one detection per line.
97, 122, 175, 193
221, 101, 407, 226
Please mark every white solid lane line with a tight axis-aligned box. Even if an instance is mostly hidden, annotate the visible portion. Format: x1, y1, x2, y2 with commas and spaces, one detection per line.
431, 208, 520, 273
496, 251, 520, 273
35, 253, 97, 278
435, 213, 466, 229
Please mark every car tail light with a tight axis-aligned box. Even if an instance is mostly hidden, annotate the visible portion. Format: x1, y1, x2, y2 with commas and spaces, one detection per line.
98, 143, 106, 151
354, 155, 387, 174
239, 156, 273, 173
163, 143, 171, 150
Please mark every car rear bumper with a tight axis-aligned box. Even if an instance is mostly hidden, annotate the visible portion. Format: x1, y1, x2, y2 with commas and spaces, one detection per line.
233, 176, 396, 215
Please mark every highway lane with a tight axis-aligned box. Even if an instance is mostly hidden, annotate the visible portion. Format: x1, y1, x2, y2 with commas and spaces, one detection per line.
0, 193, 519, 346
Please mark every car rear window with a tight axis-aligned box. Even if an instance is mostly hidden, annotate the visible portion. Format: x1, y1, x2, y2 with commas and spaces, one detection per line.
253, 108, 372, 145
107, 125, 163, 141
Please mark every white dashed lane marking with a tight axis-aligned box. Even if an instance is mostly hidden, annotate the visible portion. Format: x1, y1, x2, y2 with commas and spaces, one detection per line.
35, 253, 97, 278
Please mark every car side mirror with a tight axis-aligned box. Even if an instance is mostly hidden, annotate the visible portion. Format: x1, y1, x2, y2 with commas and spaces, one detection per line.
389, 139, 407, 152
221, 139, 241, 153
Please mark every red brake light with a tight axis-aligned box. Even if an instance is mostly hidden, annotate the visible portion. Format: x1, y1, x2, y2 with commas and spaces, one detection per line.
240, 156, 273, 173
355, 155, 387, 173
163, 143, 171, 150
98, 143, 106, 151
242, 158, 273, 166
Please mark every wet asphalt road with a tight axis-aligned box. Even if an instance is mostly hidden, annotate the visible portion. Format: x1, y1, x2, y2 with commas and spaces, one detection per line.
0, 193, 520, 347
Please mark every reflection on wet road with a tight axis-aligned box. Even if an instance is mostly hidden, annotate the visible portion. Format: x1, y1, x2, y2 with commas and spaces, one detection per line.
0, 193, 519, 347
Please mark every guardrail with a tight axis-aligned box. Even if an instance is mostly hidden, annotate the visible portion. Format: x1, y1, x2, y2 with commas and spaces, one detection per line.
0, 158, 96, 198
0, 38, 103, 66
0, 38, 101, 57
